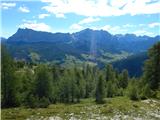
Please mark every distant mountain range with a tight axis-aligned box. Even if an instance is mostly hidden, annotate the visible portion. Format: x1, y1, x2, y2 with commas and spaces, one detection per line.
3, 28, 160, 76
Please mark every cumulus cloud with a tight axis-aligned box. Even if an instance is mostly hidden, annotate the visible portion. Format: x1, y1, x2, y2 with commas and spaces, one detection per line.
19, 20, 51, 32
79, 17, 100, 25
41, 0, 160, 17
122, 0, 160, 16
84, 24, 127, 34
133, 30, 155, 36
1, 2, 16, 9
99, 25, 155, 36
149, 22, 160, 28
55, 13, 66, 18
69, 23, 83, 31
123, 24, 136, 28
19, 6, 30, 13
100, 25, 127, 34
69, 22, 156, 36
38, 14, 50, 19
69, 17, 100, 31
100, 24, 156, 36
100, 25, 111, 30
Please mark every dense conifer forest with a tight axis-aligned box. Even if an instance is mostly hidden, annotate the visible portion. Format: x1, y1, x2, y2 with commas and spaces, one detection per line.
1, 42, 160, 109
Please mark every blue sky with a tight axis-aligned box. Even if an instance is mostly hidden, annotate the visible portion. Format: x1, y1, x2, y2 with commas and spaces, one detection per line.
1, 0, 160, 38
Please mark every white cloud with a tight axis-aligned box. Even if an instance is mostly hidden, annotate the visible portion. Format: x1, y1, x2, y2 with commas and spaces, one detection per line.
123, 24, 135, 28
100, 25, 127, 34
38, 14, 50, 19
90, 25, 127, 34
110, 0, 128, 8
55, 13, 66, 18
19, 6, 30, 13
1, 2, 16, 9
79, 17, 100, 24
41, 0, 160, 17
19, 20, 51, 32
122, 0, 160, 16
149, 22, 160, 28
69, 23, 83, 31
139, 24, 146, 27
69, 17, 100, 32
99, 25, 155, 36
69, 23, 127, 34
133, 30, 155, 36
101, 25, 111, 30
69, 23, 156, 36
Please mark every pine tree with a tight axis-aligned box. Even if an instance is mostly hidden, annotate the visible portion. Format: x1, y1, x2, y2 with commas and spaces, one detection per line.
105, 64, 115, 82
105, 64, 118, 97
83, 64, 95, 98
50, 65, 61, 103
75, 68, 81, 102
35, 65, 52, 99
119, 69, 129, 89
1, 45, 20, 107
126, 78, 139, 100
96, 74, 105, 103
16, 68, 34, 105
143, 42, 160, 90
33, 65, 52, 107
59, 69, 71, 103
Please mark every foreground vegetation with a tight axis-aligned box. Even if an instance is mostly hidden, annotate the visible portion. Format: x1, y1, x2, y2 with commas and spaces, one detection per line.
2, 97, 160, 120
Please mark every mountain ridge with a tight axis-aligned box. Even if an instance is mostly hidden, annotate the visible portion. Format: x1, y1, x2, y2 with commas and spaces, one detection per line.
7, 28, 160, 42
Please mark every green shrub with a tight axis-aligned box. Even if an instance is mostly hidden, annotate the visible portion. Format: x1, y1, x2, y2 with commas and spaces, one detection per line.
27, 95, 50, 108
126, 80, 139, 100
140, 84, 152, 99
27, 95, 39, 108
155, 90, 160, 99
38, 97, 50, 108
117, 88, 124, 96
106, 81, 117, 97
128, 86, 139, 100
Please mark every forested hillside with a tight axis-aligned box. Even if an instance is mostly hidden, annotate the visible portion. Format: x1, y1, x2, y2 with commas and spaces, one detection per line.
112, 52, 148, 76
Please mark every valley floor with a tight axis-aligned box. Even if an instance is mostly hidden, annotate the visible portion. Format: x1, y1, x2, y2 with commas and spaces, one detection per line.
2, 97, 160, 120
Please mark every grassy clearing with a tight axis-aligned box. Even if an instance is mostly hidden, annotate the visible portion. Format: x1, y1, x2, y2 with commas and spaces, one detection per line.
2, 97, 160, 120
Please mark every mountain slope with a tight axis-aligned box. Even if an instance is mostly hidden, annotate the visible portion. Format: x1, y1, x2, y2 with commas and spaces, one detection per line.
8, 28, 72, 43
112, 52, 148, 77
1, 37, 7, 43
5, 28, 159, 76
6, 28, 159, 57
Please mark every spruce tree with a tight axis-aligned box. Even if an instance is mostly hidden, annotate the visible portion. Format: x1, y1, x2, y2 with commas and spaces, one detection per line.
143, 42, 160, 90
33, 65, 52, 107
75, 68, 81, 102
96, 74, 105, 103
1, 45, 20, 107
16, 68, 34, 105
105, 64, 118, 97
105, 64, 115, 82
60, 69, 71, 103
35, 65, 52, 99
50, 65, 60, 103
119, 69, 129, 89
127, 78, 139, 100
